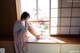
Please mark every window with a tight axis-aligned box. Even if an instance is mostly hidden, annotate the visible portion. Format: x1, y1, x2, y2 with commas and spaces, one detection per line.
20, 0, 50, 36
19, 0, 58, 36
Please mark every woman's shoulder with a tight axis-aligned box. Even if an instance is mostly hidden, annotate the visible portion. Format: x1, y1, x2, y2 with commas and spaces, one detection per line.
16, 20, 22, 23
17, 20, 21, 22
14, 20, 21, 26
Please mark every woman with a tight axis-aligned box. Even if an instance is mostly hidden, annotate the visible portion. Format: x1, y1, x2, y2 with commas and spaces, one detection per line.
13, 12, 40, 53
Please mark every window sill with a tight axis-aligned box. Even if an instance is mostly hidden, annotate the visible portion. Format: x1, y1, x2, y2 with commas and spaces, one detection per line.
26, 36, 80, 44
27, 36, 65, 44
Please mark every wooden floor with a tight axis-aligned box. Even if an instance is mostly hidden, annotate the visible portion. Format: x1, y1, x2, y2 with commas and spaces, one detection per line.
0, 36, 80, 44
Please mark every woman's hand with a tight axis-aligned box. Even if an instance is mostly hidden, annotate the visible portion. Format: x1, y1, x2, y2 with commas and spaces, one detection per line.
35, 35, 40, 40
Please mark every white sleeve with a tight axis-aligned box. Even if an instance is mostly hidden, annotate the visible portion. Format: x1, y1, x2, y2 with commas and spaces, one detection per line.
18, 21, 27, 32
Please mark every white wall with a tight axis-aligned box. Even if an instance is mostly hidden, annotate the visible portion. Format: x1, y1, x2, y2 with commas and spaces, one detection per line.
27, 43, 80, 53
0, 41, 80, 53
27, 44, 60, 53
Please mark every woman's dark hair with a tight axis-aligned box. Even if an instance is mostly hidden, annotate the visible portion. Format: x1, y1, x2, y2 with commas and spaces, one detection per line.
21, 12, 30, 20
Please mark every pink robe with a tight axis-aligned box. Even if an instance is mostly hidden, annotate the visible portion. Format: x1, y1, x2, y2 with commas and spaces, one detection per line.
13, 20, 28, 53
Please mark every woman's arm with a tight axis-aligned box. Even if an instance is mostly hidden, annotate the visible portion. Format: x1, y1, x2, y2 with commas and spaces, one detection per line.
28, 23, 40, 39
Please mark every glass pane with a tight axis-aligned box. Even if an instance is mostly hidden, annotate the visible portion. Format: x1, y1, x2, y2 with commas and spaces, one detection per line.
70, 27, 80, 34
51, 0, 58, 8
61, 18, 70, 26
51, 18, 58, 26
20, 0, 37, 20
71, 18, 80, 26
29, 22, 49, 36
72, 8, 80, 17
50, 27, 57, 34
51, 9, 58, 17
38, 0, 49, 20
61, 8, 71, 17
62, 0, 72, 7
73, 1, 80, 7
60, 27, 69, 34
